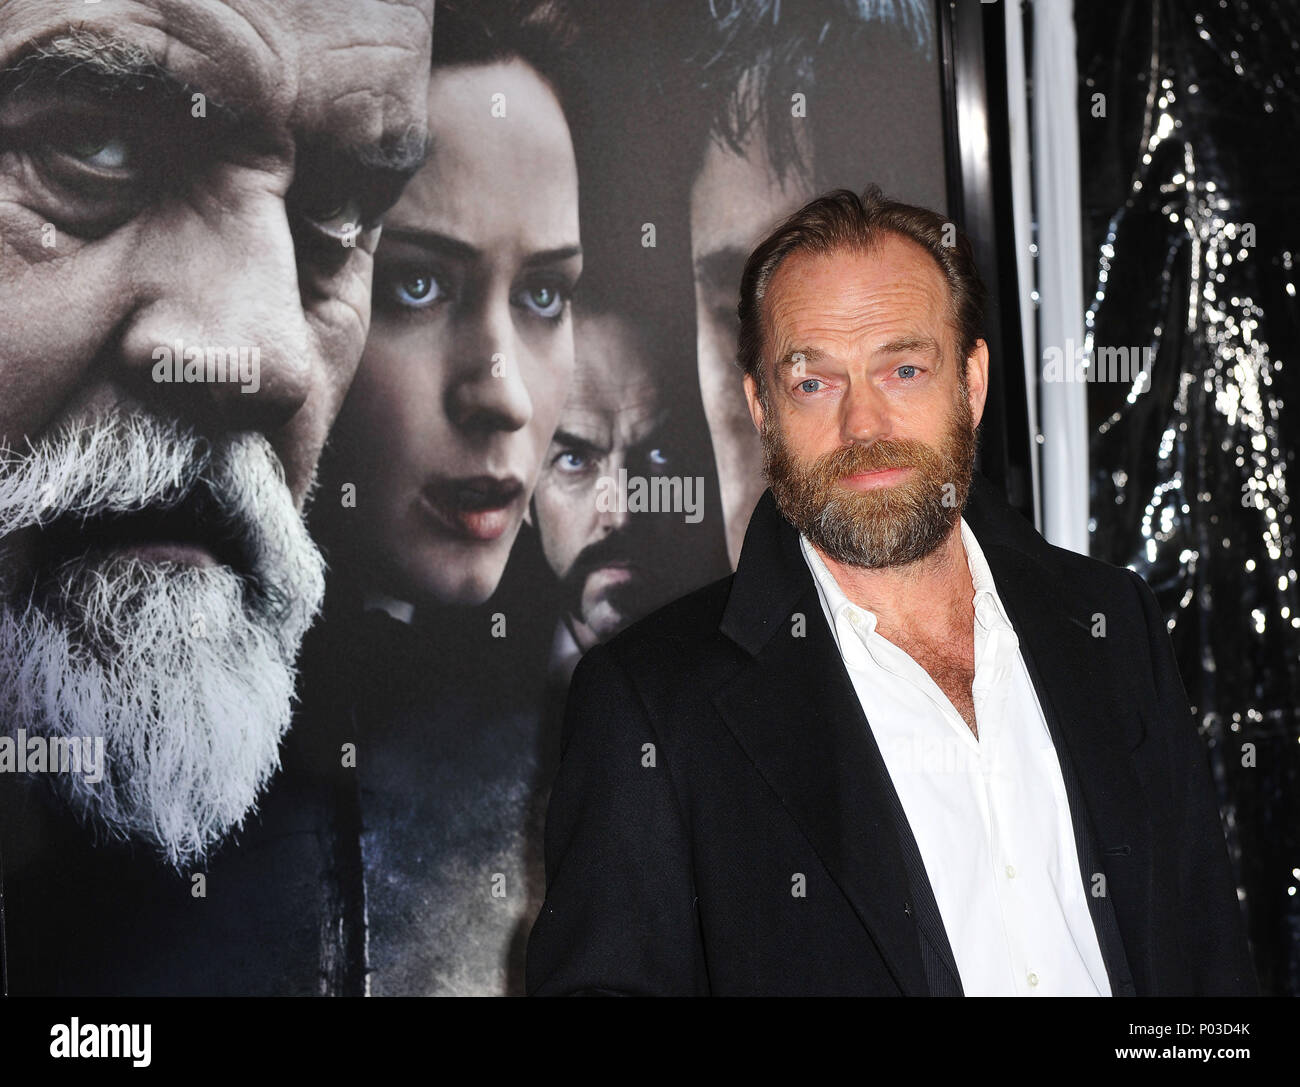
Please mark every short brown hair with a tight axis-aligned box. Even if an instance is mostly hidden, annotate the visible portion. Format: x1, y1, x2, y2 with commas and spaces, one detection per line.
736, 185, 986, 393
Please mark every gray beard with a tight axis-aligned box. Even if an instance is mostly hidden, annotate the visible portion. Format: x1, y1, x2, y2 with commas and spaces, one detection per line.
759, 385, 977, 569
0, 415, 325, 869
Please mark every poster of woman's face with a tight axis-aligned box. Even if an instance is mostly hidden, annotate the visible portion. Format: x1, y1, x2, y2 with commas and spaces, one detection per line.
326, 58, 583, 610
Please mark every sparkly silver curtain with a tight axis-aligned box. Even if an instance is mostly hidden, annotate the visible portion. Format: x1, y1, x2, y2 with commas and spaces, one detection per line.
1078, 0, 1300, 995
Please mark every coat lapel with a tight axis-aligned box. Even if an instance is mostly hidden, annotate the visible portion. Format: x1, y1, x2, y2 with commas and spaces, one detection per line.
713, 491, 930, 995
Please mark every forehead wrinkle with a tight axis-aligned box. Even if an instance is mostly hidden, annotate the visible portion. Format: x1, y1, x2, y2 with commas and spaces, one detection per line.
15, 1, 425, 153
607, 386, 664, 433
597, 399, 667, 454
407, 0, 436, 33
571, 356, 657, 402
147, 3, 296, 127
363, 0, 436, 33
561, 402, 672, 464
765, 250, 953, 370
568, 356, 663, 435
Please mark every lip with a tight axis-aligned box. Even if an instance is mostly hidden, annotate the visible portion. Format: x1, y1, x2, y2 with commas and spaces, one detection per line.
35, 488, 248, 572
418, 474, 526, 542
117, 541, 220, 567
585, 562, 641, 590
840, 466, 913, 490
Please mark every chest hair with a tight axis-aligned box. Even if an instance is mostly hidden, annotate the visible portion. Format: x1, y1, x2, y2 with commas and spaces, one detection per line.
891, 633, 978, 739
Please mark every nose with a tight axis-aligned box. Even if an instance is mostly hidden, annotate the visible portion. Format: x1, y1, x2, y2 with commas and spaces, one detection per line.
840, 377, 894, 447
446, 291, 533, 434
116, 195, 316, 437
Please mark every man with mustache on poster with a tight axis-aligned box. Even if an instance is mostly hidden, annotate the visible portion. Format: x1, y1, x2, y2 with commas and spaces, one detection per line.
528, 187, 1257, 996
533, 299, 704, 686
0, 0, 433, 994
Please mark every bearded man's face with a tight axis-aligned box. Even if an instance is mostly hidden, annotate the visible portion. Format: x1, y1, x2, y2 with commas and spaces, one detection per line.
0, 0, 435, 866
761, 378, 977, 567
744, 235, 987, 568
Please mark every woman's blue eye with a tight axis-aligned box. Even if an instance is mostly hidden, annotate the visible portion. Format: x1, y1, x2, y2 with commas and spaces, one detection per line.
897, 365, 919, 379
515, 283, 566, 319
394, 273, 441, 308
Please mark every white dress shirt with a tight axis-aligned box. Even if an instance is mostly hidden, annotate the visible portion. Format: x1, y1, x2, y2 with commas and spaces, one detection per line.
799, 519, 1112, 996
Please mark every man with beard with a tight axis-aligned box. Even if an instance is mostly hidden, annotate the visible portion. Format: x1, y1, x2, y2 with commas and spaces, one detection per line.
527, 187, 1257, 996
0, 1, 433, 994
533, 303, 702, 685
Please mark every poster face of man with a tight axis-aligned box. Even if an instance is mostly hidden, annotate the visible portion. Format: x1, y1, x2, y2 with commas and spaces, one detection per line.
533, 310, 692, 656
692, 101, 813, 566
0, 0, 433, 866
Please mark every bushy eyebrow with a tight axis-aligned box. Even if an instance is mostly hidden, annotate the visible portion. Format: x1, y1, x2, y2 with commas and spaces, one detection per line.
551, 428, 607, 457
2, 28, 430, 198
772, 335, 941, 381
773, 347, 828, 381
0, 30, 242, 126
878, 335, 942, 358
380, 229, 579, 268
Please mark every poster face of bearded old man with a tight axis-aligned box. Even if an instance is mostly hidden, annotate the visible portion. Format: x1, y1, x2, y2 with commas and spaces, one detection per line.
0, 0, 433, 868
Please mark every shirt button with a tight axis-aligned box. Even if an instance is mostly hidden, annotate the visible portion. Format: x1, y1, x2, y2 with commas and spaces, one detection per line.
1027, 972, 1039, 988
1005, 864, 1017, 879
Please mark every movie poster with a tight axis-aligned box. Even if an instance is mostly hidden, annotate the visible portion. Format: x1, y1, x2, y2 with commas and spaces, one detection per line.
0, 0, 947, 995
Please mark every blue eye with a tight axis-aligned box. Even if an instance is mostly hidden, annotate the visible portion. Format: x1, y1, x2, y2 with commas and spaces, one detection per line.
393, 272, 442, 308
647, 448, 668, 469
897, 365, 919, 380
557, 450, 587, 472
514, 283, 566, 320
798, 379, 823, 394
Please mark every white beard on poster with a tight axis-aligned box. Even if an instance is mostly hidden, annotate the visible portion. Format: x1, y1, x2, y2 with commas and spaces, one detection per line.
0, 414, 325, 868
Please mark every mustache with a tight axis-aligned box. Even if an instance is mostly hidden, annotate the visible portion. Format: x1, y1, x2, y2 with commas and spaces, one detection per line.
0, 413, 324, 638
811, 437, 938, 480
562, 528, 651, 589
0, 415, 214, 533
